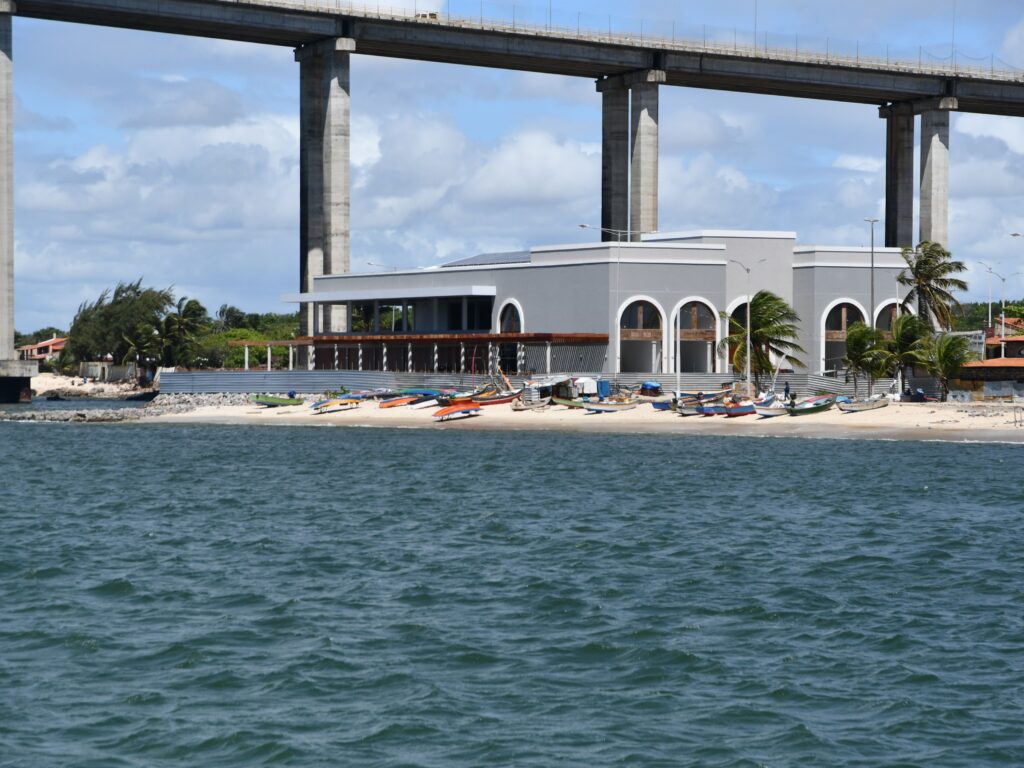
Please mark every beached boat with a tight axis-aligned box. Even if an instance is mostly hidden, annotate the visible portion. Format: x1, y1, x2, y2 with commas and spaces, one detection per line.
313, 398, 361, 413
251, 395, 304, 407
473, 389, 523, 406
511, 397, 550, 411
677, 387, 732, 401
676, 401, 702, 417
788, 394, 835, 416
837, 395, 889, 413
651, 400, 674, 411
434, 403, 482, 421
584, 400, 637, 414
409, 398, 440, 410
754, 403, 789, 418
551, 396, 586, 409
724, 401, 756, 417
697, 402, 727, 416
379, 395, 419, 409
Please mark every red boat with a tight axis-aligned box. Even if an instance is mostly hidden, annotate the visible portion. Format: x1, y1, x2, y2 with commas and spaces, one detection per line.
472, 390, 523, 406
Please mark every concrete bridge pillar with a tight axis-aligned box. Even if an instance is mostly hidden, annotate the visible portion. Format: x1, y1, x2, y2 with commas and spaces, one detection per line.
597, 69, 664, 242
630, 80, 660, 242
599, 87, 629, 241
880, 104, 914, 249
920, 107, 951, 247
0, 4, 36, 404
296, 37, 354, 349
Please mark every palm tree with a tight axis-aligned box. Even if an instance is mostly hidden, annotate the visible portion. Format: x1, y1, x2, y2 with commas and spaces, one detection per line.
122, 322, 162, 380
718, 290, 805, 392
924, 333, 977, 402
898, 241, 968, 330
161, 297, 208, 367
842, 322, 886, 399
880, 313, 931, 393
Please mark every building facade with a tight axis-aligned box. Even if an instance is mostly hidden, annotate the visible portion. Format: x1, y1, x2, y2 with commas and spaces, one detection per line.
284, 230, 910, 377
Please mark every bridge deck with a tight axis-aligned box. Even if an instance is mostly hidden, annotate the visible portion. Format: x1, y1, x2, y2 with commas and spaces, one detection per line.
13, 0, 1024, 115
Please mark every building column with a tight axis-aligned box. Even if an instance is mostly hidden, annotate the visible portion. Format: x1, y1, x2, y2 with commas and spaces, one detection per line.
881, 104, 914, 249
599, 86, 629, 241
920, 108, 951, 247
296, 37, 354, 350
630, 81, 659, 242
0, 6, 34, 404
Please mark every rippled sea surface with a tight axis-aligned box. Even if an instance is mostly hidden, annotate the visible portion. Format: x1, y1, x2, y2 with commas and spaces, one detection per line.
2, 424, 1023, 767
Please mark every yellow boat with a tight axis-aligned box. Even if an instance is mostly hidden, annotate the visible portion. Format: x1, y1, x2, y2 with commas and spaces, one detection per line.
314, 398, 361, 414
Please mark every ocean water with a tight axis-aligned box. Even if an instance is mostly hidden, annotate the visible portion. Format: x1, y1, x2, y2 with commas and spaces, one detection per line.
1, 423, 1022, 767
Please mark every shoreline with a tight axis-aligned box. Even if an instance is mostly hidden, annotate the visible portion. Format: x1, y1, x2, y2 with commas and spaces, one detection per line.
138, 399, 1024, 444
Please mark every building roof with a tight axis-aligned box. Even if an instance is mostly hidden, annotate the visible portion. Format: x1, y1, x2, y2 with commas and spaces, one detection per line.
962, 357, 1024, 368
441, 250, 531, 268
985, 335, 1024, 345
16, 336, 67, 352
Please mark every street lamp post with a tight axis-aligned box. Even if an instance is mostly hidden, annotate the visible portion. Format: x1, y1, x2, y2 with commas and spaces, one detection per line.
728, 258, 765, 395
979, 260, 994, 330
865, 218, 878, 328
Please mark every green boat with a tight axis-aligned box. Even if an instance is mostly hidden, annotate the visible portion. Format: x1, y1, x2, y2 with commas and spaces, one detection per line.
250, 394, 305, 407
551, 396, 586, 409
787, 394, 835, 416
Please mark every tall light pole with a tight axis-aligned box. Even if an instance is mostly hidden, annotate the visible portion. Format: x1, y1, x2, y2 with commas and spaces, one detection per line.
979, 259, 994, 330
729, 258, 766, 394
865, 218, 878, 328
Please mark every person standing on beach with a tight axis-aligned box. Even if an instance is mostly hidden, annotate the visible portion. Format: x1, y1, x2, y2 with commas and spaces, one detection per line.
783, 381, 790, 400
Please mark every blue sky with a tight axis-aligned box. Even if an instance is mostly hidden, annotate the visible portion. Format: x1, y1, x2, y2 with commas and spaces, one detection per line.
13, 0, 1024, 330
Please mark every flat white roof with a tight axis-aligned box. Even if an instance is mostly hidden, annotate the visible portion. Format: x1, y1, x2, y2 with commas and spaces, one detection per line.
643, 229, 798, 241
282, 285, 497, 303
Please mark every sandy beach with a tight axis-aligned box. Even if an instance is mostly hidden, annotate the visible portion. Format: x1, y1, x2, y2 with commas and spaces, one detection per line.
142, 398, 1024, 443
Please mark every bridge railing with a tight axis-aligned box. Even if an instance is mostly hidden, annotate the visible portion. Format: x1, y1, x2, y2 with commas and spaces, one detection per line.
214, 0, 1024, 83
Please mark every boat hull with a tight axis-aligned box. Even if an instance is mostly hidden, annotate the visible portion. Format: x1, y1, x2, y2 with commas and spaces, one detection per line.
434, 404, 482, 421
837, 397, 889, 413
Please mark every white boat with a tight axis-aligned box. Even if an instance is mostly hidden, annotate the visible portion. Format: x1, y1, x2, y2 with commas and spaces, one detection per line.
837, 395, 889, 413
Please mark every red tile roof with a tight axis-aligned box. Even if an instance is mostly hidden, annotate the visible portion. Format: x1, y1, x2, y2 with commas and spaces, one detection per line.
985, 335, 1024, 345
963, 357, 1024, 368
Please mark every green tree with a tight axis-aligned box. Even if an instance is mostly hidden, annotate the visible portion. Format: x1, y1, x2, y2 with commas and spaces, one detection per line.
718, 290, 805, 391
121, 322, 163, 379
898, 241, 968, 330
214, 304, 248, 332
67, 280, 174, 364
842, 322, 886, 399
924, 333, 977, 402
880, 313, 931, 392
161, 296, 209, 367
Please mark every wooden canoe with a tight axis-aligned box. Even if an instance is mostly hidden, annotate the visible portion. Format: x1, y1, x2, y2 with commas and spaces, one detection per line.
434, 403, 482, 421
251, 395, 304, 407
551, 396, 586, 409
788, 395, 835, 415
837, 396, 889, 413
379, 395, 419, 409
583, 401, 637, 413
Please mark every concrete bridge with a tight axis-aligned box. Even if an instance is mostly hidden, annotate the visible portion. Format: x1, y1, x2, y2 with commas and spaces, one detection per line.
3, 0, 1024, 400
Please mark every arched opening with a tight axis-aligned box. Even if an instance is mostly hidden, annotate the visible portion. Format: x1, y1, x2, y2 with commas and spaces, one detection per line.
499, 302, 522, 333
824, 302, 866, 374
676, 300, 716, 373
875, 301, 903, 334
619, 299, 663, 373
498, 302, 523, 373
727, 302, 748, 373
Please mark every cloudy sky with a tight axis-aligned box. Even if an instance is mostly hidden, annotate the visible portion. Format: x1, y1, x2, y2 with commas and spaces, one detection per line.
13, 0, 1024, 330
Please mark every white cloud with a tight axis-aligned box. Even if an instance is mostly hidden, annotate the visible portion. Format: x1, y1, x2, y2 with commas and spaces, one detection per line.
833, 154, 884, 173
